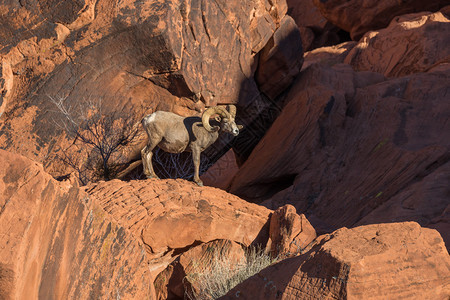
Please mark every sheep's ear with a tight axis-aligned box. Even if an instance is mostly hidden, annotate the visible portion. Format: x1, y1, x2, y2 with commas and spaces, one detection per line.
237, 124, 244, 130
214, 116, 221, 122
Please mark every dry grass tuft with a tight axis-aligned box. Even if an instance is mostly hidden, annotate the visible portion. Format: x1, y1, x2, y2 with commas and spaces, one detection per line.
185, 246, 276, 300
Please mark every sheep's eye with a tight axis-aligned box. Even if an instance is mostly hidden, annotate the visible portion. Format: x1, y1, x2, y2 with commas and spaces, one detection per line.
222, 118, 229, 123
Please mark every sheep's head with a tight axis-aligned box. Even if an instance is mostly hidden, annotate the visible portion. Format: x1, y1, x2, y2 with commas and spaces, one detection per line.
202, 105, 243, 136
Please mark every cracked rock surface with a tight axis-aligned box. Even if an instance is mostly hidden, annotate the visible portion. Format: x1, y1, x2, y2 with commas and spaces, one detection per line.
0, 0, 303, 179
222, 222, 450, 300
0, 149, 153, 299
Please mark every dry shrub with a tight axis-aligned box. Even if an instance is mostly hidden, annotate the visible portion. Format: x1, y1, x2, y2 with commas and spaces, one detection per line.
49, 95, 143, 184
185, 246, 276, 300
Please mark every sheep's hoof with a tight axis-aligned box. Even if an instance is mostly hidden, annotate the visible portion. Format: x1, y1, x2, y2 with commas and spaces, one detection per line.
146, 175, 160, 180
195, 181, 204, 187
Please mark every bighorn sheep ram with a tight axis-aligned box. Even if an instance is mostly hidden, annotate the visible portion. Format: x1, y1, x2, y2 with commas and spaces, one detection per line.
141, 105, 243, 186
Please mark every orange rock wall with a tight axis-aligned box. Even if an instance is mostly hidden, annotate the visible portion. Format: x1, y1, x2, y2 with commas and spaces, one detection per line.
223, 222, 450, 300
0, 150, 153, 299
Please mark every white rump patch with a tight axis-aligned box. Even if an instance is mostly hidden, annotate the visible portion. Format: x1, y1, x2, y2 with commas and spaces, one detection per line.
147, 113, 156, 122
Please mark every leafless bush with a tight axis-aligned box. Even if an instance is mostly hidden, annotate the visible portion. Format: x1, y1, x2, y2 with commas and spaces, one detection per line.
185, 246, 277, 300
49, 95, 142, 184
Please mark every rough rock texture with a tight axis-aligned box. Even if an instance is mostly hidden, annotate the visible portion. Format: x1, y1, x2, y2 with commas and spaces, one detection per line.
85, 178, 272, 275
0, 0, 303, 179
229, 63, 450, 245
356, 161, 450, 251
0, 149, 321, 300
256, 15, 303, 100
155, 239, 245, 299
85, 178, 320, 297
344, 10, 450, 77
222, 222, 450, 300
302, 41, 356, 71
201, 149, 239, 190
302, 9, 450, 75
0, 150, 153, 299
267, 205, 316, 257
286, 0, 348, 51
313, 0, 450, 40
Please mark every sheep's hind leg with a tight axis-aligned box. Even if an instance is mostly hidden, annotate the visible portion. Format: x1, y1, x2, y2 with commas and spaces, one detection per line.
141, 143, 160, 179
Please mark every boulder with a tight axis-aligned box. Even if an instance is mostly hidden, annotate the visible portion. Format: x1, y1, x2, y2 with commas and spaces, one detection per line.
302, 41, 357, 71
86, 177, 319, 294
356, 161, 450, 249
0, 150, 153, 299
344, 10, 450, 77
287, 0, 328, 34
287, 0, 348, 51
229, 63, 449, 243
267, 205, 316, 257
313, 0, 449, 40
222, 222, 450, 299
155, 239, 245, 299
256, 15, 303, 100
85, 178, 272, 274
200, 149, 239, 190
0, 149, 320, 299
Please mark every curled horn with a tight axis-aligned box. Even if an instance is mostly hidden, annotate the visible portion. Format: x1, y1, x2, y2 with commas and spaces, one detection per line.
201, 106, 231, 132
227, 104, 237, 118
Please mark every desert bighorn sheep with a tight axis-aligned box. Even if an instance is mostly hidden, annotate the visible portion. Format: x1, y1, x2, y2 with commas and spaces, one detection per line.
141, 105, 243, 186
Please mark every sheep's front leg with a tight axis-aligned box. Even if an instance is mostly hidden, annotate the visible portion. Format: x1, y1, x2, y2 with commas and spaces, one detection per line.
141, 144, 159, 179
192, 147, 203, 186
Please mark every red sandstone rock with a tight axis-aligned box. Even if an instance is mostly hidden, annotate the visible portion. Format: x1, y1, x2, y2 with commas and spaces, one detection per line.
1, 0, 287, 105
256, 15, 303, 100
0, 150, 153, 299
229, 63, 449, 245
0, 0, 303, 180
287, 0, 328, 31
222, 222, 450, 300
302, 41, 357, 71
344, 10, 450, 77
356, 161, 450, 250
1, 149, 321, 299
85, 178, 322, 297
298, 27, 315, 52
287, 0, 345, 51
155, 239, 245, 299
85, 178, 272, 276
200, 149, 239, 190
267, 205, 316, 257
313, 0, 449, 40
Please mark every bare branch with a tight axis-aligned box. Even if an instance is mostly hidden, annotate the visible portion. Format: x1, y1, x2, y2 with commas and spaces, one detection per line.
48, 95, 143, 184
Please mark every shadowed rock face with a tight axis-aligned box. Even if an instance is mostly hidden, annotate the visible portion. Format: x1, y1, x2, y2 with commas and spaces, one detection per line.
256, 15, 303, 101
312, 0, 450, 40
229, 62, 450, 243
286, 0, 350, 52
222, 222, 450, 300
225, 11, 450, 243
301, 8, 450, 74
0, 149, 153, 299
0, 0, 303, 179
